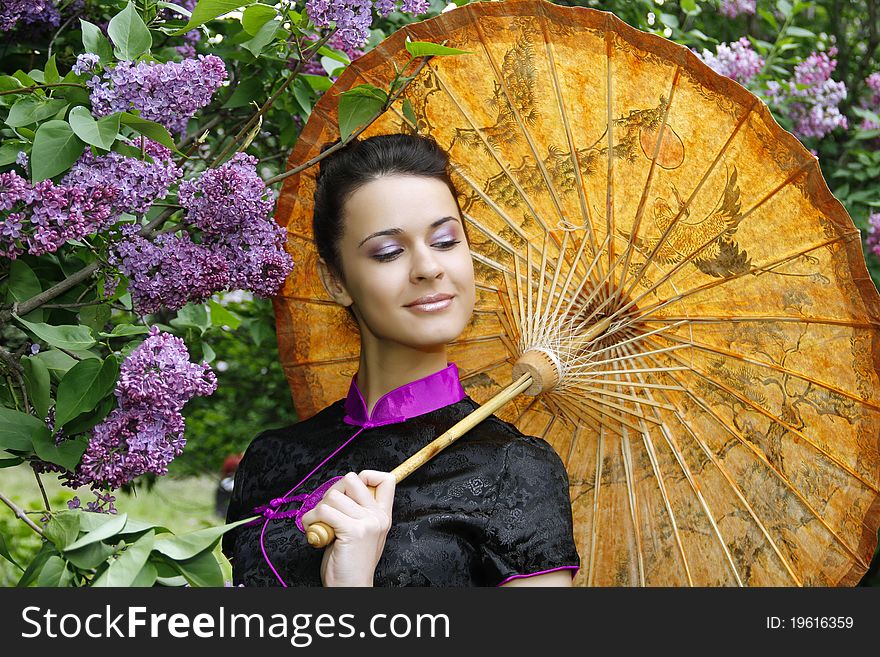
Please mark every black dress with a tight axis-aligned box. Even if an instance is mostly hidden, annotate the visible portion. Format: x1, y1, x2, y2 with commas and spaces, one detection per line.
222, 364, 580, 587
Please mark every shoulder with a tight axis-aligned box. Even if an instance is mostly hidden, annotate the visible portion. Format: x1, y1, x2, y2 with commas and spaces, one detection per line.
459, 396, 569, 483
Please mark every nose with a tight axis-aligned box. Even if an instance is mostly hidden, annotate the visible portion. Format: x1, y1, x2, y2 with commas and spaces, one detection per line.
409, 243, 444, 282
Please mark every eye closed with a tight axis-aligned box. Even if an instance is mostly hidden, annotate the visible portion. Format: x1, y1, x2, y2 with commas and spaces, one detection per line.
371, 239, 461, 263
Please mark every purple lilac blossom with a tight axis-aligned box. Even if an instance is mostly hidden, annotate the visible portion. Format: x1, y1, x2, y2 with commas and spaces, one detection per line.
0, 0, 59, 32
108, 225, 232, 315
72, 53, 101, 76
859, 72, 880, 131
15, 151, 28, 168
87, 55, 228, 136
178, 152, 274, 235
696, 37, 764, 85
63, 139, 183, 215
766, 49, 848, 139
66, 326, 216, 491
109, 153, 294, 313
0, 171, 119, 259
719, 0, 756, 18
175, 29, 201, 59
867, 213, 880, 259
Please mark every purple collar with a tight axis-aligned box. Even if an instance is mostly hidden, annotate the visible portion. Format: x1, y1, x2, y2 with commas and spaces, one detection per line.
343, 362, 466, 428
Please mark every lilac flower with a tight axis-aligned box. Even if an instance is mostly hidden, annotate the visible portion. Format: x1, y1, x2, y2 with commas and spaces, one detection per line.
15, 151, 28, 169
63, 138, 183, 215
179, 152, 274, 235
867, 213, 880, 259
67, 326, 216, 491
0, 0, 59, 32
175, 29, 201, 59
400, 0, 429, 14
719, 0, 756, 18
109, 154, 294, 314
305, 0, 374, 50
115, 326, 218, 410
0, 172, 119, 259
67, 497, 81, 510
72, 53, 101, 76
767, 50, 848, 139
696, 37, 764, 85
108, 225, 232, 315
859, 72, 880, 131
87, 55, 228, 136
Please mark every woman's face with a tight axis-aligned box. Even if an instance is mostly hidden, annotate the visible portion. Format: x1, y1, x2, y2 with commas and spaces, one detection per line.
325, 174, 475, 351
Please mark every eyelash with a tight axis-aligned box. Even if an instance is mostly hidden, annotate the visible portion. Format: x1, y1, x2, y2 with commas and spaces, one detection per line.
372, 240, 461, 262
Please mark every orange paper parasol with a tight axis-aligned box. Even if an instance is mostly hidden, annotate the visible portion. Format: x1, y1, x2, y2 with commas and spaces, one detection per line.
271, 0, 880, 586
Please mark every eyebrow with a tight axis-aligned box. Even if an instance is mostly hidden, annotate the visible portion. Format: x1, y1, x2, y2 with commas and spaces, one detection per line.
357, 216, 460, 248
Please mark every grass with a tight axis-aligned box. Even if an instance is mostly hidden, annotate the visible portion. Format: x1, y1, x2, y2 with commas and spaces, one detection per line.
0, 465, 226, 587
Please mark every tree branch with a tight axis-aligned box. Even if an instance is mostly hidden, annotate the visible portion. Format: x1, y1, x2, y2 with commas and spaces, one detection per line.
0, 489, 45, 537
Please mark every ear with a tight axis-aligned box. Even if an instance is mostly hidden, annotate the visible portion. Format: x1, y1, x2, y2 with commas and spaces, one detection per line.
316, 257, 353, 307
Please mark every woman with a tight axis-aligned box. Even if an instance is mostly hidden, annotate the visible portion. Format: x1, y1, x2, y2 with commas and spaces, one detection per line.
223, 133, 580, 587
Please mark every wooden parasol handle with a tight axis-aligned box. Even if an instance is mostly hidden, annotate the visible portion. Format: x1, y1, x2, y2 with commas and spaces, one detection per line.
305, 372, 534, 548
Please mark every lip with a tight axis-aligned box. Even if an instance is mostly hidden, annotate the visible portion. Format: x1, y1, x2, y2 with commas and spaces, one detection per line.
404, 293, 455, 312
405, 293, 454, 307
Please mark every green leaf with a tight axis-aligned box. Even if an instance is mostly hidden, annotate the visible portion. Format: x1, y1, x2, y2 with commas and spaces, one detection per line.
0, 142, 27, 166
152, 517, 254, 560
5, 259, 43, 322
402, 98, 417, 128
68, 106, 119, 150
33, 349, 79, 379
208, 300, 242, 330
13, 316, 96, 351
17, 543, 55, 587
31, 433, 88, 471
0, 532, 22, 570
100, 324, 151, 338
338, 86, 387, 141
37, 555, 73, 587
119, 112, 180, 153
301, 73, 332, 92
5, 96, 68, 128
241, 3, 276, 34
776, 0, 792, 17
221, 77, 263, 108
44, 55, 61, 85
43, 512, 82, 551
786, 26, 815, 38
130, 561, 158, 587
80, 19, 114, 63
176, 0, 250, 33
92, 530, 155, 587
170, 303, 210, 334
21, 357, 51, 420
316, 44, 351, 64
680, 0, 698, 14
242, 18, 280, 57
167, 549, 224, 587
79, 304, 112, 333
201, 342, 215, 364
55, 357, 119, 427
0, 457, 25, 468
64, 540, 114, 570
31, 120, 86, 182
0, 407, 48, 452
404, 39, 472, 58
321, 56, 345, 77
65, 513, 128, 551
108, 1, 153, 60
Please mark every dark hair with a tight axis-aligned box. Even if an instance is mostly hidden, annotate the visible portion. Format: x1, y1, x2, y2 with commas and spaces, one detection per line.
312, 133, 469, 286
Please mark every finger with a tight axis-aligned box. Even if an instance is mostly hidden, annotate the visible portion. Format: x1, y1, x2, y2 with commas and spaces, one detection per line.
357, 470, 396, 510
339, 471, 376, 508
320, 488, 371, 519
301, 498, 353, 531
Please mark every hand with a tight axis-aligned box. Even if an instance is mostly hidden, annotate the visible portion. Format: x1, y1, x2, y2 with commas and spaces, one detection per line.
300, 470, 396, 587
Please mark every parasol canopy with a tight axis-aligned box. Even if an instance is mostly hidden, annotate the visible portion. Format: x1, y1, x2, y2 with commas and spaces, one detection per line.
271, 0, 880, 586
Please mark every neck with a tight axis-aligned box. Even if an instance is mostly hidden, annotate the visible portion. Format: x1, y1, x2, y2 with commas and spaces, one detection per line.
356, 337, 449, 418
